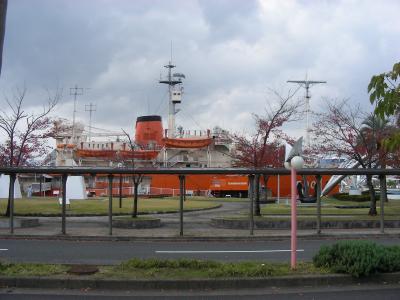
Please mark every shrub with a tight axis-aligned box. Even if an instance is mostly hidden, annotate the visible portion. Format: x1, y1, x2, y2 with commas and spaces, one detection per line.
207, 262, 277, 278
332, 193, 378, 202
120, 258, 220, 270
313, 240, 400, 277
379, 246, 400, 273
0, 260, 8, 272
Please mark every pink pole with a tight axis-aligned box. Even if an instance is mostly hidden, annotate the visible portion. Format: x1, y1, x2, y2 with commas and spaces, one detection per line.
291, 167, 297, 269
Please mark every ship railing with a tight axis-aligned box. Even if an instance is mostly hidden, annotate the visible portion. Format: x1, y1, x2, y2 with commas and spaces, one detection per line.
167, 129, 211, 138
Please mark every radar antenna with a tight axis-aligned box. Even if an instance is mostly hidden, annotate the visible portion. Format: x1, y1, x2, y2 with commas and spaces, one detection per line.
287, 77, 326, 146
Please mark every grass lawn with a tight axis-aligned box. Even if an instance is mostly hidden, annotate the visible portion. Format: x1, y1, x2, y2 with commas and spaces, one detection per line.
218, 215, 400, 221
0, 259, 327, 279
182, 196, 248, 202
0, 197, 221, 216
261, 197, 400, 217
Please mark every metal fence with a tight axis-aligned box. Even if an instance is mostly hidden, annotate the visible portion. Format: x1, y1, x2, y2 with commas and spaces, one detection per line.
1, 166, 399, 236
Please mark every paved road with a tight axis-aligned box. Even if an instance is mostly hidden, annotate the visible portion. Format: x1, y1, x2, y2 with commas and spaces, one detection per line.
0, 237, 399, 265
1, 284, 400, 299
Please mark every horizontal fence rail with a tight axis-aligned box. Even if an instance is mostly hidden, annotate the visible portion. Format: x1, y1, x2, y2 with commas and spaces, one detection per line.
1, 167, 400, 176
0, 166, 398, 237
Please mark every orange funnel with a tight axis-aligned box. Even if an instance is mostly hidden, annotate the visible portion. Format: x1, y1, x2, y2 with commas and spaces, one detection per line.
135, 115, 164, 148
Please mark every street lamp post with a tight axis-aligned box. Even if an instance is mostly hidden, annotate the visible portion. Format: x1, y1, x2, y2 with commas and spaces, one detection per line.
285, 138, 304, 270
288, 156, 304, 269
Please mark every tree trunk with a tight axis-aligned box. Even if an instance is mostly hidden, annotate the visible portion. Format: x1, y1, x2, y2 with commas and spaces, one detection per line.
302, 175, 309, 198
132, 182, 139, 218
5, 195, 10, 217
254, 174, 261, 216
263, 175, 270, 203
380, 175, 388, 203
367, 174, 377, 216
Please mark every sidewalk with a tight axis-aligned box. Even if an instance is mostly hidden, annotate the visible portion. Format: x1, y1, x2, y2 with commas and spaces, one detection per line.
0, 214, 399, 241
1, 200, 399, 240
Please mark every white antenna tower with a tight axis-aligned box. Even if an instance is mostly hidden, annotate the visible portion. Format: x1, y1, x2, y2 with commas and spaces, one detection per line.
159, 44, 185, 138
85, 103, 97, 142
70, 85, 84, 143
287, 77, 326, 146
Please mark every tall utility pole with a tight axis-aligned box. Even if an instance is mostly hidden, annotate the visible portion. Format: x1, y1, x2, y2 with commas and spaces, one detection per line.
85, 103, 97, 142
0, 0, 7, 76
287, 78, 326, 146
70, 85, 84, 143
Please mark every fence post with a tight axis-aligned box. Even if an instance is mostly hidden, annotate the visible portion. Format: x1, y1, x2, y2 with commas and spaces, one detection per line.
39, 174, 43, 197
119, 175, 123, 208
379, 174, 385, 234
61, 174, 68, 235
108, 174, 113, 236
9, 173, 16, 234
316, 175, 322, 234
183, 176, 186, 202
248, 174, 255, 236
179, 175, 185, 236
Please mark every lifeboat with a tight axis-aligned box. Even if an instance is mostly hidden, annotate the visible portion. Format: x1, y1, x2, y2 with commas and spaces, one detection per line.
57, 144, 75, 149
75, 149, 159, 160
163, 137, 212, 149
119, 150, 159, 160
76, 149, 115, 158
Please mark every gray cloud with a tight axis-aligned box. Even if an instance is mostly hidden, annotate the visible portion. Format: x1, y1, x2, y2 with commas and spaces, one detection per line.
0, 0, 399, 139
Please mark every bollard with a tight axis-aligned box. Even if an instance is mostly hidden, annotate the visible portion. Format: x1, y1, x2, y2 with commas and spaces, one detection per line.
248, 174, 255, 236
179, 175, 185, 236
61, 174, 68, 235
108, 175, 113, 236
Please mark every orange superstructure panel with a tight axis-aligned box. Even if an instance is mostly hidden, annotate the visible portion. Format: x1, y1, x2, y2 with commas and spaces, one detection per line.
150, 174, 338, 197
151, 174, 214, 191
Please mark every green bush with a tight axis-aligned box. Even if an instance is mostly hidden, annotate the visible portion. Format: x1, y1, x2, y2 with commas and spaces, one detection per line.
313, 240, 400, 277
332, 193, 379, 202
120, 258, 220, 270
118, 259, 293, 278
208, 262, 276, 277
378, 246, 400, 273
0, 260, 7, 272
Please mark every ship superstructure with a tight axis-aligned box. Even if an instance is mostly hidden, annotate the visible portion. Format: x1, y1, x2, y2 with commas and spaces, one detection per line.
51, 61, 235, 196
50, 61, 336, 198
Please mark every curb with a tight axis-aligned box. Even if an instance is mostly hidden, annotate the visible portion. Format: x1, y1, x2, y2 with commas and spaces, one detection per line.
0, 273, 400, 290
0, 232, 399, 242
10, 204, 223, 218
211, 218, 400, 230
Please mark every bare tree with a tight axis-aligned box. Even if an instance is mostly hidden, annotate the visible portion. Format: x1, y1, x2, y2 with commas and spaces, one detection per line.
121, 129, 143, 218
0, 87, 61, 215
312, 100, 392, 215
233, 88, 303, 216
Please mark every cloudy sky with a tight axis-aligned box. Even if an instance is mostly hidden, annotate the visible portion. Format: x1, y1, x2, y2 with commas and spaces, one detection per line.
1, 0, 399, 139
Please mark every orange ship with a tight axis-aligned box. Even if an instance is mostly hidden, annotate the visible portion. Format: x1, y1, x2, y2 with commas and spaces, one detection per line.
56, 61, 338, 198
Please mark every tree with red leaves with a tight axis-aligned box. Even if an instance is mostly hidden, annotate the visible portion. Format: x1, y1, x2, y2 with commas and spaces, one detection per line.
233, 89, 303, 216
311, 100, 393, 215
0, 87, 61, 216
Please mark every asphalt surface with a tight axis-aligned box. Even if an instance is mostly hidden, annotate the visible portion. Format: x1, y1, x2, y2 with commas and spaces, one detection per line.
1, 284, 400, 299
0, 237, 399, 264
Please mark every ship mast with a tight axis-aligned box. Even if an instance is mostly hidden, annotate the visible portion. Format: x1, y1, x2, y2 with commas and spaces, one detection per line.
287, 77, 326, 146
159, 62, 184, 138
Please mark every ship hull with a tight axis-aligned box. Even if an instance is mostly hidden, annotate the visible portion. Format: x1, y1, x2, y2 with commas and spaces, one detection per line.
88, 174, 337, 198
